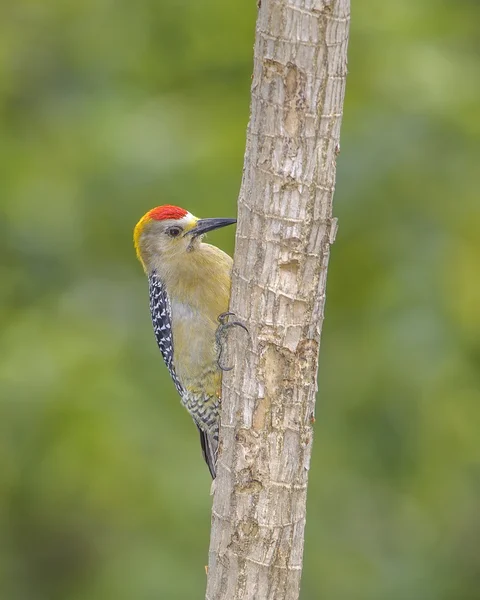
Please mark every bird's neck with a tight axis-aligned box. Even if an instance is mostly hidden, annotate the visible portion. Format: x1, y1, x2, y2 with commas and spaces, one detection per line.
149, 243, 232, 315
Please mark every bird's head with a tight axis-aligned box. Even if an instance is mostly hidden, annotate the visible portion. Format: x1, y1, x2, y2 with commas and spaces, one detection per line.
134, 205, 236, 272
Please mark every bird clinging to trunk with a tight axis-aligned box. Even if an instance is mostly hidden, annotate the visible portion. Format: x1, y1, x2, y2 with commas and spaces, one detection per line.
134, 205, 237, 478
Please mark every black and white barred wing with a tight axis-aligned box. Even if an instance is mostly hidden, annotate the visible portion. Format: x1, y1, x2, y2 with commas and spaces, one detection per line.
148, 272, 183, 395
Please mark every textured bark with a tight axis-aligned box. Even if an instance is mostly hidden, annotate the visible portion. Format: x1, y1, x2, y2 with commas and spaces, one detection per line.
206, 1, 350, 599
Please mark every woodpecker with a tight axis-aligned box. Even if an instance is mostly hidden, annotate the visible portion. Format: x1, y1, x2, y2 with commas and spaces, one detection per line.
134, 205, 236, 478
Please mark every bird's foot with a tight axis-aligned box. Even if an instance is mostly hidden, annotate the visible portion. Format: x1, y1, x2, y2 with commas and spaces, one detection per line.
216, 312, 249, 371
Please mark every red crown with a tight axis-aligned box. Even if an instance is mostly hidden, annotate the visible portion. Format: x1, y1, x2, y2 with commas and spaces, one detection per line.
148, 205, 188, 221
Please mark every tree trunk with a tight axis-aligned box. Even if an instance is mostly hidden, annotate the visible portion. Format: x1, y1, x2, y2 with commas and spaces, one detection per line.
206, 1, 350, 599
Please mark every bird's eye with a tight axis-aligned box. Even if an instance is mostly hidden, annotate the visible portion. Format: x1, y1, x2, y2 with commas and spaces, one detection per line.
167, 226, 183, 238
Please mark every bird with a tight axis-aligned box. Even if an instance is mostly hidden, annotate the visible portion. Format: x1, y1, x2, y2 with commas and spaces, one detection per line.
134, 205, 237, 478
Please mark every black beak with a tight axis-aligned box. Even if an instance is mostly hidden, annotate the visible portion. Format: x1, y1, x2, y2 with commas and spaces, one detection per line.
187, 217, 237, 237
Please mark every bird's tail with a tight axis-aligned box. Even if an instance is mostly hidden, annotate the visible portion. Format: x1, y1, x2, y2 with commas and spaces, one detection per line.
197, 426, 218, 479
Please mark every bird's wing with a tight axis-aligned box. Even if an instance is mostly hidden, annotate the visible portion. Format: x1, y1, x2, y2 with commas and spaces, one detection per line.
148, 271, 184, 395
149, 271, 218, 479
197, 425, 217, 479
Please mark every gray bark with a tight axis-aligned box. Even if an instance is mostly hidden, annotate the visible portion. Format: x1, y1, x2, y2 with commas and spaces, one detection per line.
206, 1, 350, 599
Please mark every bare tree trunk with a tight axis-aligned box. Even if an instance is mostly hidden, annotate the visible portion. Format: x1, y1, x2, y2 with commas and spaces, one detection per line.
206, 1, 350, 599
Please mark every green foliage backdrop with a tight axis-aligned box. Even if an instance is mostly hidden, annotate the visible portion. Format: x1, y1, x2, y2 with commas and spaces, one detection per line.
1, 1, 479, 599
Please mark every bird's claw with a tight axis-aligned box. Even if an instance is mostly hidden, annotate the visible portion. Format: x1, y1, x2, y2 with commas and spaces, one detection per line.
218, 359, 234, 372
217, 311, 234, 325
216, 312, 249, 371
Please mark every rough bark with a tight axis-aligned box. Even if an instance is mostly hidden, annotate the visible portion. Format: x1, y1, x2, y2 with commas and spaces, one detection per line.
206, 1, 350, 599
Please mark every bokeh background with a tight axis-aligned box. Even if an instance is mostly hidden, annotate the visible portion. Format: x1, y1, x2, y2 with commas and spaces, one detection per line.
1, 1, 479, 599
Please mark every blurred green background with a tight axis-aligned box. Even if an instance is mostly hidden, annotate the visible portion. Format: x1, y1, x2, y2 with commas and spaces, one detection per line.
1, 1, 479, 599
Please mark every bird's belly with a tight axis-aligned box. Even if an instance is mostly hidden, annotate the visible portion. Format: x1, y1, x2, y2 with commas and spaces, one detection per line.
170, 300, 220, 395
